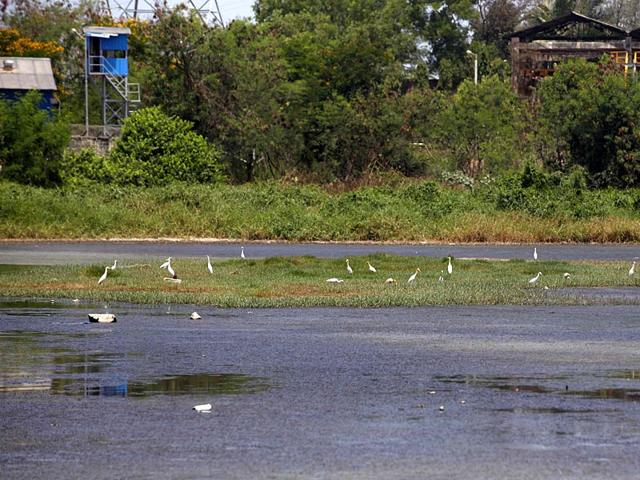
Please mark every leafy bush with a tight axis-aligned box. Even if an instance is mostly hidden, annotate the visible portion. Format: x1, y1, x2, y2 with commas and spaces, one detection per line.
60, 149, 112, 186
0, 92, 70, 187
108, 107, 226, 186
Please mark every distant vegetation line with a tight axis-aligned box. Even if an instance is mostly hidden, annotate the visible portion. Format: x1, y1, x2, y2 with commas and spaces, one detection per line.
1, 177, 639, 242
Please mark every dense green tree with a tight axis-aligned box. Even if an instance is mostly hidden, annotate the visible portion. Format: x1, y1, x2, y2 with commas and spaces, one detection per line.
0, 92, 70, 186
435, 75, 528, 177
536, 58, 640, 187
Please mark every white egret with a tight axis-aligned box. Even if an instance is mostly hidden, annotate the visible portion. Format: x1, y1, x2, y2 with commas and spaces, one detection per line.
629, 261, 636, 277
529, 272, 543, 284
97, 266, 109, 285
190, 312, 202, 320
438, 271, 444, 283
207, 255, 213, 274
160, 257, 176, 278
563, 272, 571, 279
346, 259, 353, 275
447, 256, 453, 275
326, 277, 344, 283
111, 259, 118, 270
241, 246, 246, 259
384, 277, 396, 284
407, 268, 421, 284
533, 247, 538, 261
367, 261, 377, 273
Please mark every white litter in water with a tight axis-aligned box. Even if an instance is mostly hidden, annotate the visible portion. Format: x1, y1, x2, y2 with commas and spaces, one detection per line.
190, 312, 202, 320
193, 403, 212, 412
88, 313, 117, 323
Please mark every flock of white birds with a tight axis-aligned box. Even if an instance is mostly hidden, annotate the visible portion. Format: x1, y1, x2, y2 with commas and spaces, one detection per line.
96, 248, 638, 287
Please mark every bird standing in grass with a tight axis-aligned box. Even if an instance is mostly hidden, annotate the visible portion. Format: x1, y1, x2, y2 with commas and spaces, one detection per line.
98, 266, 110, 285
367, 261, 377, 273
529, 272, 542, 284
438, 271, 444, 283
563, 272, 572, 279
346, 259, 353, 275
384, 277, 396, 284
207, 255, 213, 274
111, 259, 118, 270
447, 257, 453, 275
160, 257, 176, 279
408, 268, 421, 284
629, 261, 636, 277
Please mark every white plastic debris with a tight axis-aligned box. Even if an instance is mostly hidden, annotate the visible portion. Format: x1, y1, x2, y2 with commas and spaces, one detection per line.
190, 312, 202, 320
88, 313, 117, 323
193, 403, 212, 412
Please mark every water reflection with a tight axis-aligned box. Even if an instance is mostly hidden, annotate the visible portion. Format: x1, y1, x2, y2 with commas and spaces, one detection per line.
436, 372, 640, 403
51, 373, 270, 398
0, 330, 269, 398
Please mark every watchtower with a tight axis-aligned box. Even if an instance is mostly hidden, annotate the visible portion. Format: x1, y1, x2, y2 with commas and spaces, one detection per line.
83, 26, 140, 132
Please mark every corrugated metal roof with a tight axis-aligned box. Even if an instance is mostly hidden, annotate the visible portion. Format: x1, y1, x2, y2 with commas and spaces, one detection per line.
0, 57, 57, 91
83, 26, 131, 37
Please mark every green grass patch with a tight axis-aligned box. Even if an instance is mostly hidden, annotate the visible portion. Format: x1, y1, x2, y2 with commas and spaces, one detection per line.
1, 180, 639, 242
0, 255, 637, 308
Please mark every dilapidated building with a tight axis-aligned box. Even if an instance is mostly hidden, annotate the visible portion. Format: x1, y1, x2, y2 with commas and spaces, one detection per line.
509, 11, 640, 97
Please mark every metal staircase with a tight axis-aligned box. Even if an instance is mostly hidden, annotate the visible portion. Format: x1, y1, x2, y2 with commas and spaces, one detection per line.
89, 55, 140, 127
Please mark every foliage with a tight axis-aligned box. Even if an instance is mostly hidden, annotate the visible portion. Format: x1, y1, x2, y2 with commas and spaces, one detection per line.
107, 107, 226, 186
2, 173, 639, 242
536, 58, 640, 187
435, 75, 528, 177
0, 28, 63, 57
0, 93, 70, 187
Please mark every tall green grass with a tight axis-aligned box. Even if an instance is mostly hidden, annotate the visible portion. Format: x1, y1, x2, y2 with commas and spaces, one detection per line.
0, 180, 639, 242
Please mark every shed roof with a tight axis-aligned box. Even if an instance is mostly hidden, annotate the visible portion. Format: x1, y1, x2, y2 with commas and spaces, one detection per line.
83, 26, 131, 37
0, 57, 56, 91
509, 11, 628, 41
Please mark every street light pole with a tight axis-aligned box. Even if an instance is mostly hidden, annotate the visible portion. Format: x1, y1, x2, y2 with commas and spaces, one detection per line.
72, 28, 89, 136
466, 50, 478, 85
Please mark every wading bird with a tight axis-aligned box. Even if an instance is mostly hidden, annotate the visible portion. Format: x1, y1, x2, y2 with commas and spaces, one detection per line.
97, 266, 109, 285
447, 256, 453, 275
533, 247, 538, 261
629, 261, 636, 277
111, 259, 118, 270
367, 261, 377, 273
346, 259, 353, 275
384, 277, 396, 284
529, 272, 543, 285
408, 268, 421, 284
190, 312, 202, 320
241, 246, 246, 259
563, 272, 571, 279
207, 255, 213, 274
438, 271, 444, 283
160, 257, 176, 278
326, 278, 344, 283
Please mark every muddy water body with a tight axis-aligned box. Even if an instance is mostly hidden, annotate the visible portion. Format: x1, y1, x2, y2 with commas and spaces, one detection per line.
2, 301, 640, 479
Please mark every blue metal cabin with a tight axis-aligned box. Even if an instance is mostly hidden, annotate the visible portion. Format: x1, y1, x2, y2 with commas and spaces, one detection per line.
82, 26, 139, 129
0, 57, 57, 111
84, 26, 130, 77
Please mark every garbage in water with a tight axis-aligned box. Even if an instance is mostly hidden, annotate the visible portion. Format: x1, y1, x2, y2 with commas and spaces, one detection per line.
88, 313, 117, 323
190, 312, 202, 320
193, 403, 212, 412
